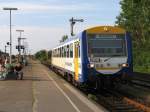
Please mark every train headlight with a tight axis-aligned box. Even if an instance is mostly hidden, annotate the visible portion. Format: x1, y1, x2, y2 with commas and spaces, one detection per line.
122, 63, 129, 67
90, 63, 94, 68
88, 63, 94, 68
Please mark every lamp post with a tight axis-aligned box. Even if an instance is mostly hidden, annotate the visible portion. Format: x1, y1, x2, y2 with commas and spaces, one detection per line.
3, 7, 18, 64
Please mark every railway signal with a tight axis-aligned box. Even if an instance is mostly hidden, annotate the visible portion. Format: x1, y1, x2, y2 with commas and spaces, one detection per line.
69, 17, 84, 36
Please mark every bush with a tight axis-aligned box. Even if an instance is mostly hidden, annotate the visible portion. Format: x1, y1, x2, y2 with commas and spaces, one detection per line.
133, 47, 150, 73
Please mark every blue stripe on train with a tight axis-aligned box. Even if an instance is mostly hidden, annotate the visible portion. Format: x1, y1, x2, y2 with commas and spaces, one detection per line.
78, 31, 89, 83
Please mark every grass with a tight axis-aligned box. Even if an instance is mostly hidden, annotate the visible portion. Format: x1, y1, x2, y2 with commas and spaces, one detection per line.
133, 46, 150, 74
134, 66, 150, 74
88, 94, 98, 101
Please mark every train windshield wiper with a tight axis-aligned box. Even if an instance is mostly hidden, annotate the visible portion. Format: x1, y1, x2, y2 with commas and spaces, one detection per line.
104, 55, 119, 62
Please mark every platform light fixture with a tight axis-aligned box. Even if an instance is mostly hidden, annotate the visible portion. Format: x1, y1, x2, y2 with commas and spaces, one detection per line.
3, 7, 18, 64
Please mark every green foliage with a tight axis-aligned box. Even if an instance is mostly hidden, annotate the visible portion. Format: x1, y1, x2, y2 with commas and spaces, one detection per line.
133, 48, 150, 73
35, 50, 48, 62
59, 35, 68, 43
116, 0, 150, 73
88, 94, 98, 101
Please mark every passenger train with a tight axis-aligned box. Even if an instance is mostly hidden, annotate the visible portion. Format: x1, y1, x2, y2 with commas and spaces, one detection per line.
50, 26, 133, 88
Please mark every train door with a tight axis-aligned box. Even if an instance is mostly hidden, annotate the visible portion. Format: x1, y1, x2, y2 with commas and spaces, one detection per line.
74, 42, 79, 81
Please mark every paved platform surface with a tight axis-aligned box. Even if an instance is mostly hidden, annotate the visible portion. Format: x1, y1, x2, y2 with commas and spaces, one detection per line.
0, 60, 107, 112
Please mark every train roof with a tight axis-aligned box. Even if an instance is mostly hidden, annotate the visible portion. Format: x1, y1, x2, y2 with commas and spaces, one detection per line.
85, 26, 126, 34
52, 32, 82, 49
52, 26, 126, 50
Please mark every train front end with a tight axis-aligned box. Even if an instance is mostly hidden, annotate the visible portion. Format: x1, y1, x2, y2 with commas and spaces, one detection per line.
84, 26, 132, 84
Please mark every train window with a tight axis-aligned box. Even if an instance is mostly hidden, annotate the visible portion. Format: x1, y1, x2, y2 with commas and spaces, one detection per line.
78, 44, 80, 58
70, 44, 73, 58
87, 34, 126, 57
57, 48, 59, 57
62, 47, 64, 57
66, 46, 68, 57
53, 50, 55, 57
60, 47, 62, 57
63, 46, 65, 57
58, 48, 60, 57
59, 48, 61, 57
57, 49, 59, 57
66, 47, 67, 57
56, 49, 58, 57
54, 50, 56, 57
55, 49, 56, 57
64, 46, 66, 57
60, 47, 61, 57
61, 47, 63, 57
67, 45, 69, 58
56, 49, 57, 57
53, 50, 54, 57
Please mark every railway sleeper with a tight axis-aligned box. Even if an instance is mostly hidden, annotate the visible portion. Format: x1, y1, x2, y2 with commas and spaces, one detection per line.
114, 105, 136, 109
131, 80, 150, 88
111, 103, 131, 107
114, 109, 143, 112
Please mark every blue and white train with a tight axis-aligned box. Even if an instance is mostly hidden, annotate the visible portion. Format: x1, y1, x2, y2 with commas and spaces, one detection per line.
51, 26, 133, 88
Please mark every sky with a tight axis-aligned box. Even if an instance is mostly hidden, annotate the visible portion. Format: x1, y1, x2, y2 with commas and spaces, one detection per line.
0, 0, 121, 54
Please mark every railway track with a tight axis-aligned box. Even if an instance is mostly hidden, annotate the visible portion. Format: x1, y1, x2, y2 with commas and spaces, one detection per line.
44, 64, 150, 112
95, 89, 150, 112
130, 79, 150, 88
130, 72, 150, 88
81, 72, 150, 112
79, 84, 150, 112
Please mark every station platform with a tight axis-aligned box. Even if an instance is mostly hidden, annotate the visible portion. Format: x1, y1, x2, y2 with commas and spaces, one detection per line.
0, 60, 107, 112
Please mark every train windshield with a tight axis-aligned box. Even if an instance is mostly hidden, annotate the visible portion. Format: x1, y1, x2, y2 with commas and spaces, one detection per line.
87, 34, 127, 57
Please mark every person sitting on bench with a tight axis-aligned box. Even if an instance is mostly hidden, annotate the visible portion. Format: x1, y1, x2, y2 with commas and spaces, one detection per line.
14, 62, 23, 80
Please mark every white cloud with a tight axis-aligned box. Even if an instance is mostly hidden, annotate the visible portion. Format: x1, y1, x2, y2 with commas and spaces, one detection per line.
0, 23, 116, 55
0, 1, 120, 55
0, 25, 70, 54
0, 24, 94, 54
0, 2, 95, 13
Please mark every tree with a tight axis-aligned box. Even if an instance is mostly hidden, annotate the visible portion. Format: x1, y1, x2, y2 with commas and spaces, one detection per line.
116, 0, 150, 73
59, 35, 68, 43
116, 0, 150, 46
35, 50, 48, 62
